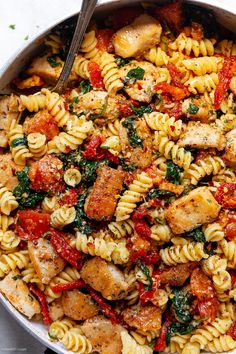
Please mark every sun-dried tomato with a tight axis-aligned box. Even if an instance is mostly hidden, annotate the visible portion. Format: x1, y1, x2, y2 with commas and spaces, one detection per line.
83, 135, 106, 161
167, 62, 184, 88
15, 210, 50, 241
59, 188, 81, 207
131, 205, 149, 221
155, 82, 189, 100
225, 222, 236, 240
214, 56, 236, 109
96, 29, 114, 52
52, 279, 85, 293
162, 101, 182, 120
154, 317, 172, 351
28, 283, 52, 325
228, 321, 236, 340
134, 220, 152, 240
87, 62, 104, 89
197, 297, 219, 323
49, 230, 83, 270
129, 249, 159, 265
215, 183, 236, 209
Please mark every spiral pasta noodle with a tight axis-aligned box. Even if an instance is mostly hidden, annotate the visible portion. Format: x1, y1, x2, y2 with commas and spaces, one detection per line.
0, 230, 20, 251
100, 52, 124, 96
73, 55, 90, 80
154, 132, 192, 170
182, 342, 201, 354
42, 89, 71, 128
121, 330, 153, 354
150, 224, 171, 243
42, 196, 59, 214
48, 318, 76, 341
80, 30, 100, 63
20, 93, 46, 112
0, 250, 29, 277
213, 270, 231, 292
144, 46, 169, 66
144, 112, 184, 139
182, 57, 221, 76
184, 156, 225, 185
216, 39, 236, 56
115, 172, 153, 222
108, 220, 134, 239
103, 120, 121, 137
184, 73, 219, 94
61, 327, 92, 353
219, 239, 236, 268
169, 33, 215, 57
131, 329, 159, 346
50, 206, 76, 229
0, 214, 14, 232
215, 113, 236, 132
203, 223, 224, 242
27, 132, 47, 158
21, 263, 45, 290
0, 184, 18, 215
8, 120, 32, 166
44, 34, 62, 53
160, 242, 208, 266
218, 302, 236, 321
202, 255, 227, 276
205, 335, 236, 352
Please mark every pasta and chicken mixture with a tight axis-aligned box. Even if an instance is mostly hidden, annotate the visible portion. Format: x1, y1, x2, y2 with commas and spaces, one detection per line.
1, 1, 236, 353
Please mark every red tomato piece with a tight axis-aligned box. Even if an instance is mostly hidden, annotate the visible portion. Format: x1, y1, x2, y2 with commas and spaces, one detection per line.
214, 56, 236, 109
29, 155, 64, 193
52, 279, 85, 293
129, 249, 159, 265
225, 222, 236, 240
154, 1, 183, 32
59, 188, 80, 207
228, 321, 236, 340
215, 183, 236, 209
154, 317, 172, 351
167, 62, 184, 88
155, 82, 189, 101
83, 134, 106, 161
28, 283, 52, 325
134, 220, 152, 240
139, 274, 161, 305
96, 29, 114, 52
87, 62, 104, 89
23, 110, 59, 140
190, 268, 215, 300
16, 210, 50, 241
197, 297, 219, 323
229, 270, 236, 288
117, 100, 133, 117
162, 101, 182, 120
131, 205, 149, 221
110, 6, 143, 29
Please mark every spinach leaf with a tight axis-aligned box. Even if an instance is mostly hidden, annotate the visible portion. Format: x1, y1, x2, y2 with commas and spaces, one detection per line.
188, 103, 199, 115
80, 80, 92, 94
115, 57, 129, 68
58, 149, 81, 169
119, 157, 137, 171
122, 116, 144, 148
74, 194, 92, 234
79, 159, 109, 184
18, 190, 46, 209
166, 160, 181, 185
172, 288, 193, 323
47, 56, 62, 68
13, 166, 30, 198
124, 67, 145, 84
130, 103, 153, 116
10, 136, 28, 148
147, 188, 175, 199
186, 227, 206, 243
136, 260, 153, 291
166, 321, 201, 345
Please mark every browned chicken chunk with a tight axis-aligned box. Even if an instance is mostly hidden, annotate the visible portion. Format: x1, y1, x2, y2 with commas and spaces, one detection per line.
80, 257, 128, 300
28, 238, 65, 284
81, 315, 124, 354
113, 14, 162, 58
61, 289, 99, 321
165, 187, 221, 234
182, 97, 217, 123
223, 128, 236, 168
0, 95, 21, 147
122, 304, 162, 331
119, 117, 153, 168
48, 299, 64, 322
85, 165, 124, 221
160, 262, 197, 286
0, 270, 40, 319
0, 153, 18, 190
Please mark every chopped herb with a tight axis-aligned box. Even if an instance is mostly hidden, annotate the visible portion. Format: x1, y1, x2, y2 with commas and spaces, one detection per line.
47, 56, 62, 68
153, 93, 163, 106
130, 103, 153, 116
119, 157, 137, 171
188, 103, 199, 115
78, 158, 109, 184
171, 288, 193, 323
73, 96, 79, 104
147, 188, 175, 199
80, 80, 92, 94
9, 24, 15, 30
13, 166, 30, 198
186, 227, 206, 243
12, 275, 23, 281
207, 199, 212, 204
42, 231, 51, 238
166, 321, 201, 345
115, 57, 129, 68
124, 67, 145, 84
205, 242, 217, 256
58, 149, 81, 169
136, 260, 153, 291
122, 116, 144, 148
90, 97, 108, 120
48, 333, 58, 340
10, 136, 28, 148
24, 35, 29, 41
74, 194, 92, 234
166, 160, 181, 185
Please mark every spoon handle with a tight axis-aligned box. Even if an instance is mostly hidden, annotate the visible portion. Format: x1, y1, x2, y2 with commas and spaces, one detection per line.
53, 0, 98, 94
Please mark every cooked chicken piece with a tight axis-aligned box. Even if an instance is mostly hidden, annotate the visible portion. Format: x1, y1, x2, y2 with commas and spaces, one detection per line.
75, 90, 122, 121
0, 95, 21, 147
61, 289, 99, 321
0, 153, 18, 190
119, 117, 153, 168
23, 109, 59, 141
14, 75, 44, 90
165, 187, 221, 234
119, 61, 159, 102
48, 299, 64, 322
0, 269, 40, 319
81, 315, 124, 354
85, 165, 124, 221
28, 238, 65, 284
178, 121, 226, 150
80, 257, 128, 300
223, 128, 236, 168
182, 97, 217, 123
113, 14, 162, 58
230, 76, 236, 95
160, 262, 197, 286
122, 304, 162, 331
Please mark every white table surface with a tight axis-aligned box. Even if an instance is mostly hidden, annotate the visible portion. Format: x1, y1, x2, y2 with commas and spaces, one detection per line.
0, 0, 235, 353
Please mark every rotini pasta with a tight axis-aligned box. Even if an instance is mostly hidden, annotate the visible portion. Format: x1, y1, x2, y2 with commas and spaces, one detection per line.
61, 327, 92, 353
203, 223, 224, 242
160, 242, 208, 266
0, 184, 18, 215
0, 250, 29, 277
8, 120, 32, 165
184, 73, 219, 94
121, 330, 153, 354
0, 214, 14, 232
73, 55, 90, 80
27, 132, 47, 158
100, 52, 124, 95
205, 335, 236, 352
20, 93, 46, 112
0, 230, 20, 251
144, 46, 169, 66
169, 33, 215, 57
50, 206, 76, 229
216, 39, 236, 56
108, 220, 134, 239
80, 30, 100, 63
182, 57, 221, 76
48, 318, 76, 341
144, 112, 184, 139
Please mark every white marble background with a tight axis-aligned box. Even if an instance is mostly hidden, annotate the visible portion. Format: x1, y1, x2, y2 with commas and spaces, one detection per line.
0, 0, 235, 353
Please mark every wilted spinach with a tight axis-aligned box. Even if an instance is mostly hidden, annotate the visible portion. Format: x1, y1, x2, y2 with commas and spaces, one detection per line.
166, 160, 181, 185
74, 194, 92, 234
186, 227, 206, 243
122, 116, 144, 148
171, 288, 193, 323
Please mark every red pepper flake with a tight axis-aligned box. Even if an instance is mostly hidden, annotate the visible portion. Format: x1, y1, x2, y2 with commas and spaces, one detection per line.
49, 230, 83, 270
214, 56, 236, 109
28, 283, 52, 325
215, 183, 236, 209
87, 62, 104, 89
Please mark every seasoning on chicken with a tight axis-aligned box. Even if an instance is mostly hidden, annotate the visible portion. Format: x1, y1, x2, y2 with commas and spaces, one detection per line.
122, 303, 162, 331
223, 128, 236, 168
